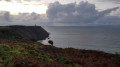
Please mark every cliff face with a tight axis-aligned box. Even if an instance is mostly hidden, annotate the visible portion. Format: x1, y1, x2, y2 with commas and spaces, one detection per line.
0, 26, 49, 41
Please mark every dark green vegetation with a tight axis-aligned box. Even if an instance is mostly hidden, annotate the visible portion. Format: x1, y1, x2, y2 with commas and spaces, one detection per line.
0, 26, 49, 41
0, 27, 11, 30
0, 39, 120, 67
0, 27, 22, 39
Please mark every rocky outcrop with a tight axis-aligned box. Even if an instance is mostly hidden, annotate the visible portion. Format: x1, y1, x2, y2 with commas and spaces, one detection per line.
0, 26, 49, 41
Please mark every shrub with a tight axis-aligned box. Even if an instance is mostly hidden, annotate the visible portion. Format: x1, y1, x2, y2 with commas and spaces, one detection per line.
58, 57, 71, 64
74, 64, 83, 67
0, 44, 13, 67
30, 38, 36, 42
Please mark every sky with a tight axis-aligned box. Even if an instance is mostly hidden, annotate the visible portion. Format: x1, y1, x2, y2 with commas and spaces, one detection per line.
0, 0, 120, 26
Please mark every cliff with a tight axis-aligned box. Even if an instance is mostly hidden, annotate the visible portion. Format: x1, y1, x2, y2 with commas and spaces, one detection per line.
0, 26, 49, 41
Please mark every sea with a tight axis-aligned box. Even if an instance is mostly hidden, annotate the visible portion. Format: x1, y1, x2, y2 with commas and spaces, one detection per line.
40, 26, 120, 54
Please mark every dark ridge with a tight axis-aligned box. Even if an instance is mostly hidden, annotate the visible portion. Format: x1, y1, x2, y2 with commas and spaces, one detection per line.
0, 26, 49, 41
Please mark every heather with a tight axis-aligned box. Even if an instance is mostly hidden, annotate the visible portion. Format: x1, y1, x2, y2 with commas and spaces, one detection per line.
0, 39, 120, 67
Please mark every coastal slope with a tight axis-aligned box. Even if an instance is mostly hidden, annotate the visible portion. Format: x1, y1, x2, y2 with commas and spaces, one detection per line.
0, 39, 120, 67
0, 26, 120, 67
0, 26, 49, 41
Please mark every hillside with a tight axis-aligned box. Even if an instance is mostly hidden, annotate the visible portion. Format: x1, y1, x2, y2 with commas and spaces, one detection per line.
0, 39, 120, 67
0, 26, 120, 67
0, 26, 49, 41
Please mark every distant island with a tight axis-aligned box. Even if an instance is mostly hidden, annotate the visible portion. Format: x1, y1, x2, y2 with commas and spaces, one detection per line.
0, 26, 120, 67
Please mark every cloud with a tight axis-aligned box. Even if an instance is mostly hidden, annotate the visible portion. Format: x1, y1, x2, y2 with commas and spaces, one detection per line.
97, 0, 120, 2
0, 12, 49, 26
11, 13, 49, 26
0, 0, 10, 2
109, 8, 120, 16
0, 0, 41, 3
0, 0, 41, 2
3, 12, 10, 21
46, 1, 119, 26
0, 11, 11, 25
116, 2, 120, 5
95, 16, 120, 25
5, 0, 11, 2
0, 1, 120, 26
24, 0, 40, 1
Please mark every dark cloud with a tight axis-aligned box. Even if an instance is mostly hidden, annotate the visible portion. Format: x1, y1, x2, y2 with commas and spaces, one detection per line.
95, 16, 120, 25
47, 1, 119, 26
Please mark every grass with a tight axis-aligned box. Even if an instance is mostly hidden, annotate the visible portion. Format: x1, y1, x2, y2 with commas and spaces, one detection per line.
0, 29, 22, 39
0, 27, 11, 30
0, 39, 120, 67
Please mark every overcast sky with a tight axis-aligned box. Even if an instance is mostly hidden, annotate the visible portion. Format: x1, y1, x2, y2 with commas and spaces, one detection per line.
0, 0, 120, 26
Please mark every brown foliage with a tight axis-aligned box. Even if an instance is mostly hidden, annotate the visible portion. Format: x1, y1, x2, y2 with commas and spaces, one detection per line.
0, 39, 120, 67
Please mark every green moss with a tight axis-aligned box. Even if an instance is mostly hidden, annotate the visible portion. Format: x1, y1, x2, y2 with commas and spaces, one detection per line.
74, 64, 83, 67
28, 50, 39, 56
11, 45, 27, 56
34, 45, 43, 52
57, 57, 71, 64
0, 44, 10, 51
20, 43, 28, 47
0, 44, 13, 67
47, 58, 54, 62
0, 44, 28, 67
0, 44, 11, 57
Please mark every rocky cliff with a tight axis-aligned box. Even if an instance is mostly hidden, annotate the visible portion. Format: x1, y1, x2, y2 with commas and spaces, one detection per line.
0, 26, 49, 41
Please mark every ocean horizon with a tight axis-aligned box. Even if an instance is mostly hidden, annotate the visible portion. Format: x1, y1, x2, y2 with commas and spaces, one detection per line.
40, 26, 120, 54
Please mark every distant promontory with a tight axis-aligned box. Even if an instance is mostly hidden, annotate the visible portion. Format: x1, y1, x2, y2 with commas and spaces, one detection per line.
0, 26, 49, 41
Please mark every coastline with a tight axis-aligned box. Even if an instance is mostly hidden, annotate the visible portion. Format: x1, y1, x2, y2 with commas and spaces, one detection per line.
0, 26, 120, 67
42, 26, 120, 54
